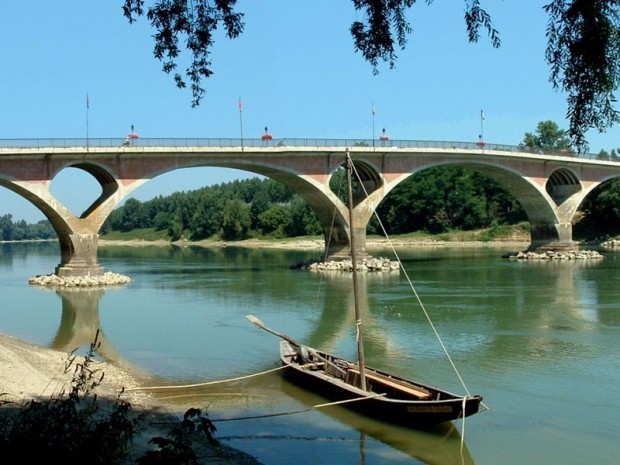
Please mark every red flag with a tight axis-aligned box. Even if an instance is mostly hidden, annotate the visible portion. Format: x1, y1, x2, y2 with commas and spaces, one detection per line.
238, 97, 242, 112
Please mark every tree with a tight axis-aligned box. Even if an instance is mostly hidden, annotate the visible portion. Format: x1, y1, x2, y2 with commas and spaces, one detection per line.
544, 1, 620, 152
122, 1, 620, 152
257, 204, 291, 238
220, 199, 251, 240
117, 198, 149, 232
519, 120, 573, 153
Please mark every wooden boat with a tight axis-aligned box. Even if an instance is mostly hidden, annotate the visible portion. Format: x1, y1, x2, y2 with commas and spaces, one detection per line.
280, 372, 477, 465
248, 151, 483, 427
246, 315, 482, 426
278, 340, 481, 426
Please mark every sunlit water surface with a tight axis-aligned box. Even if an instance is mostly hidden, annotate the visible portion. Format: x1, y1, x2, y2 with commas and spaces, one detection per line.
1, 242, 619, 465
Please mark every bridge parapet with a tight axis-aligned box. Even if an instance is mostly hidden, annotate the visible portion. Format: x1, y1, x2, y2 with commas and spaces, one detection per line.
0, 137, 605, 160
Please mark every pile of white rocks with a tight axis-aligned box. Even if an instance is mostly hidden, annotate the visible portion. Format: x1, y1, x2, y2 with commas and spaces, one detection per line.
28, 272, 132, 287
601, 238, 620, 248
302, 256, 401, 272
507, 249, 603, 260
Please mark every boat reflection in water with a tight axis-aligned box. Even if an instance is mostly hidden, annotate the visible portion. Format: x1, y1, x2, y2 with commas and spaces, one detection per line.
153, 373, 476, 465
279, 377, 476, 465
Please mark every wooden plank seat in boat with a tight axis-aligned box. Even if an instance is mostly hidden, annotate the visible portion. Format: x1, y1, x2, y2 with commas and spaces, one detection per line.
348, 369, 432, 399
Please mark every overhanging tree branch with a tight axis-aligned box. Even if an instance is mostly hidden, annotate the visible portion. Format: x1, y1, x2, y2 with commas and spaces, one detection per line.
123, 1, 620, 151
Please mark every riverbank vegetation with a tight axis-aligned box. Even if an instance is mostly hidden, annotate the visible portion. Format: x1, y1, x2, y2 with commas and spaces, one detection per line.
95, 165, 536, 243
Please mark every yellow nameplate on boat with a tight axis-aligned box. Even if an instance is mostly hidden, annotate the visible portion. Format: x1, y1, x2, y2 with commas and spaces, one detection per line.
407, 405, 453, 413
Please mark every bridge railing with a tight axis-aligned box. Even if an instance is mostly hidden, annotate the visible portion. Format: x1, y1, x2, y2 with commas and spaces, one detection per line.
0, 137, 604, 160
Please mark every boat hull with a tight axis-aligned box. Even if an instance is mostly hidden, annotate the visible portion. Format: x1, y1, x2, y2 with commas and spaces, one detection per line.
279, 341, 482, 427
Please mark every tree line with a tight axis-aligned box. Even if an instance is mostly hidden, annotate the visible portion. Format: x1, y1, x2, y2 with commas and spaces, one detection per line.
97, 166, 530, 243
0, 215, 56, 241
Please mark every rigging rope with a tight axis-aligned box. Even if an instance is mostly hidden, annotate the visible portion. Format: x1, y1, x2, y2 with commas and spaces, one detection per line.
349, 161, 474, 397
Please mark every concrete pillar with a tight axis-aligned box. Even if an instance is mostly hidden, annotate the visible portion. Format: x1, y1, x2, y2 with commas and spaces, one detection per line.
55, 233, 105, 277
324, 220, 368, 260
528, 221, 578, 252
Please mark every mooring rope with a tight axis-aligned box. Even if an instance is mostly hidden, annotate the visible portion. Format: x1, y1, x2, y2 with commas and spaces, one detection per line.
123, 364, 287, 392
460, 396, 468, 456
211, 392, 387, 422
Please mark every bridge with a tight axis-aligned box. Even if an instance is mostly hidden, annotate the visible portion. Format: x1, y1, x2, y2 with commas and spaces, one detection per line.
1, 137, 619, 277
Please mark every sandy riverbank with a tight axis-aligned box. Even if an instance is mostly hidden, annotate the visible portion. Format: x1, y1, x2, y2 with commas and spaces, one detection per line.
0, 332, 262, 464
99, 236, 531, 251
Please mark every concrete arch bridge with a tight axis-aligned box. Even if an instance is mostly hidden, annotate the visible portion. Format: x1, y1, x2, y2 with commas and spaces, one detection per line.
1, 138, 619, 277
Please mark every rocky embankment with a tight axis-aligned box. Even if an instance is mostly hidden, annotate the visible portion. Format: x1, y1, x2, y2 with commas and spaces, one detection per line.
294, 256, 401, 272
28, 272, 132, 287
600, 238, 620, 248
506, 249, 603, 260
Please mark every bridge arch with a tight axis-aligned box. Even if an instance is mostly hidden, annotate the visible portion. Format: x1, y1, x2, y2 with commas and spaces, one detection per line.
546, 167, 582, 206
349, 159, 571, 251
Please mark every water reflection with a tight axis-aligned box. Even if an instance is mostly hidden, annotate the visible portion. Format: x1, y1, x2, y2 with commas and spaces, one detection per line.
513, 258, 604, 325
5, 244, 620, 465
50, 287, 122, 365
303, 270, 409, 361
0, 241, 58, 267
280, 380, 476, 465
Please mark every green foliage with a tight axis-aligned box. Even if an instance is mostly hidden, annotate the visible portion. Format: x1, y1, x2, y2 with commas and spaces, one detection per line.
287, 197, 323, 236
258, 204, 291, 238
372, 166, 526, 236
100, 227, 170, 241
0, 214, 56, 241
220, 199, 252, 240
121, 1, 619, 150
544, 0, 620, 151
100, 177, 314, 242
576, 178, 620, 238
122, 0, 244, 107
519, 120, 573, 153
137, 408, 217, 465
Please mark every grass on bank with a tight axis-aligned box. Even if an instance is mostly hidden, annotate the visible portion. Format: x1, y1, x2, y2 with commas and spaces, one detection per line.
100, 222, 533, 244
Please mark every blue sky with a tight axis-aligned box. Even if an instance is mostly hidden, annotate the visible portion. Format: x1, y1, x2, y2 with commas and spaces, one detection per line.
2, 1, 620, 222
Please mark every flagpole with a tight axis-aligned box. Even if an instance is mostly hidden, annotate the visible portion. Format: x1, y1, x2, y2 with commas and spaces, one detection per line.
480, 109, 484, 141
372, 103, 375, 148
238, 97, 244, 152
86, 93, 90, 151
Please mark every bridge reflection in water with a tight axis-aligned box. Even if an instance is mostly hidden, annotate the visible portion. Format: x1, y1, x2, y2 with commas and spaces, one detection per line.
51, 287, 122, 365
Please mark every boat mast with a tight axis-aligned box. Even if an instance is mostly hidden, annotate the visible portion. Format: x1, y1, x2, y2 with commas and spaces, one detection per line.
346, 150, 367, 391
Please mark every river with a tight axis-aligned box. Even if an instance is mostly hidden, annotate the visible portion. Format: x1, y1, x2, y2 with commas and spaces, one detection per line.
1, 241, 619, 465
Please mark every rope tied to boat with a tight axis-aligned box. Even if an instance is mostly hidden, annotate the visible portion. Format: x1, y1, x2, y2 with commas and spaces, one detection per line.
123, 364, 288, 392
211, 392, 387, 423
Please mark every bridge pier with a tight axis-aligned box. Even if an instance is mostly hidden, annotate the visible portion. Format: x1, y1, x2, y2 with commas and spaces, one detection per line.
325, 225, 368, 260
528, 222, 579, 253
55, 233, 105, 277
